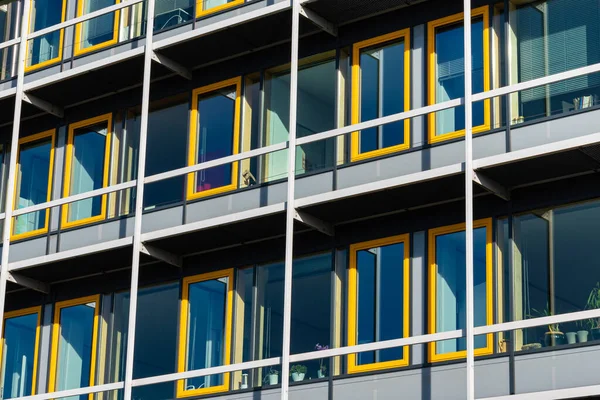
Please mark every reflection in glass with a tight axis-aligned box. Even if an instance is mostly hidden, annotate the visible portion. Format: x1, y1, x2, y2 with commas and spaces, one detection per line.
264, 58, 336, 181
154, 0, 193, 31
355, 242, 405, 365
433, 18, 485, 136
0, 2, 19, 80
27, 0, 64, 68
77, 0, 117, 52
66, 122, 109, 224
358, 39, 406, 155
199, 0, 241, 14
54, 302, 97, 400
1, 312, 38, 399
434, 226, 488, 354
14, 135, 53, 237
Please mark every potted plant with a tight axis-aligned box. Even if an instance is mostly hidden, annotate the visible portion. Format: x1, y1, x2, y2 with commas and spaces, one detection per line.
315, 343, 329, 378
586, 282, 600, 340
530, 306, 565, 347
576, 319, 589, 343
266, 368, 279, 385
290, 364, 307, 382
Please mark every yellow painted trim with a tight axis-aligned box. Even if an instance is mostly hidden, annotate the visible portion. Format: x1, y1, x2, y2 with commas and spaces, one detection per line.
427, 218, 494, 363
427, 6, 491, 144
24, 0, 68, 73
11, 130, 56, 242
0, 306, 42, 396
196, 0, 244, 18
61, 113, 113, 229
74, 0, 121, 57
48, 295, 101, 400
177, 269, 234, 397
347, 234, 410, 373
350, 29, 411, 162
186, 77, 241, 201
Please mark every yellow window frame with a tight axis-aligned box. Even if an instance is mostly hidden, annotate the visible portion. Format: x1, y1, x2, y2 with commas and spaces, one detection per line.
427, 6, 491, 144
177, 269, 234, 398
427, 218, 493, 362
48, 294, 101, 399
74, 0, 121, 56
187, 77, 241, 201
11, 130, 56, 241
196, 0, 244, 18
62, 113, 113, 229
24, 0, 68, 73
347, 234, 410, 373
0, 306, 42, 395
351, 29, 411, 162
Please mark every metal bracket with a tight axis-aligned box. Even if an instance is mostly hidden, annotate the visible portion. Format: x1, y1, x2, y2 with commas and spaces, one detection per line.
22, 92, 64, 118
151, 51, 192, 80
140, 242, 182, 268
294, 209, 334, 236
7, 272, 50, 293
473, 170, 510, 201
299, 5, 337, 37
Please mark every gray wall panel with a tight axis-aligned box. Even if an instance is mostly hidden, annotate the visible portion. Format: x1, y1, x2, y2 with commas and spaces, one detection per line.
412, 24, 425, 149
58, 217, 134, 251
411, 230, 425, 365
295, 171, 333, 198
141, 205, 183, 233
8, 237, 47, 262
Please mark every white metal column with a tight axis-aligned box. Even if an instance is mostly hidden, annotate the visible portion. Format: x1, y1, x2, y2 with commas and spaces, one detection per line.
0, 0, 31, 344
280, 0, 300, 398
463, 0, 475, 399
122, 0, 156, 398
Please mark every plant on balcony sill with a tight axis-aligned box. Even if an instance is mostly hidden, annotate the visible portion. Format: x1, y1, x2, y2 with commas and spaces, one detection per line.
530, 305, 565, 347
585, 282, 600, 340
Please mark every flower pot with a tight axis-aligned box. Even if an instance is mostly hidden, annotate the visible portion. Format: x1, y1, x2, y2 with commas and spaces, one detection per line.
317, 370, 325, 379
291, 372, 305, 382
591, 328, 600, 341
565, 332, 577, 345
268, 374, 279, 385
577, 330, 589, 343
544, 332, 565, 347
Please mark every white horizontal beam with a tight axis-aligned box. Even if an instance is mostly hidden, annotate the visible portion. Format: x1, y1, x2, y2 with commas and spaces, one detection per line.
294, 209, 334, 236
140, 243, 181, 267
22, 93, 64, 118
478, 384, 600, 400
472, 170, 509, 201
11, 382, 124, 400
144, 142, 287, 184
9, 237, 133, 272
12, 180, 136, 217
295, 163, 464, 208
151, 51, 192, 80
27, 0, 144, 40
0, 37, 19, 52
6, 272, 49, 293
141, 202, 286, 242
299, 5, 337, 36
0, 87, 17, 101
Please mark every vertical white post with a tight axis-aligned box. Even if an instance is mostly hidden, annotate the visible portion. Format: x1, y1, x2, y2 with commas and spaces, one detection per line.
123, 0, 156, 399
463, 0, 475, 399
0, 0, 31, 351
280, 0, 300, 398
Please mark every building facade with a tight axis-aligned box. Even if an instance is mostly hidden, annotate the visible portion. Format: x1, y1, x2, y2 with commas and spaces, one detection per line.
0, 0, 599, 399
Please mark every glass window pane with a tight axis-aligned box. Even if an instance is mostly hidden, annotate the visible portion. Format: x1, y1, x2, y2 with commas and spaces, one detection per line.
66, 122, 108, 224
154, 0, 193, 31
434, 226, 488, 355
183, 276, 229, 391
27, 0, 64, 67
14, 135, 53, 237
201, 0, 240, 13
0, 2, 18, 80
55, 301, 97, 400
2, 312, 38, 399
77, 0, 117, 51
434, 18, 485, 136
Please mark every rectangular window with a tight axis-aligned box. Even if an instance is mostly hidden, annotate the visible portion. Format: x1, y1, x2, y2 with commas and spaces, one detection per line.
187, 77, 241, 200
75, 0, 120, 56
13, 130, 55, 241
178, 270, 234, 397
62, 114, 112, 229
0, 1, 19, 80
351, 30, 411, 162
154, 0, 193, 31
26, 0, 67, 71
48, 295, 100, 399
1, 307, 41, 399
428, 219, 493, 362
196, 0, 243, 18
348, 235, 410, 373
427, 7, 490, 143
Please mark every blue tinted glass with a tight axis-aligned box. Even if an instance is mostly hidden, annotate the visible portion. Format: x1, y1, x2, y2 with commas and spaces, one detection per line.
194, 89, 235, 193
435, 227, 487, 354
79, 0, 116, 49
359, 51, 379, 153
2, 313, 38, 399
154, 0, 194, 31
28, 0, 63, 66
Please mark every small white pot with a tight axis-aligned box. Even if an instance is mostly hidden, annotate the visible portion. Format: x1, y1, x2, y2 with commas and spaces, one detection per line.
577, 330, 589, 343
268, 374, 279, 385
317, 370, 325, 379
291, 372, 305, 382
565, 332, 577, 345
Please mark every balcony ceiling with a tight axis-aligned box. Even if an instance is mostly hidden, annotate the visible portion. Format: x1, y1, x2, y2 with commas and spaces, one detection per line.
305, 0, 428, 25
